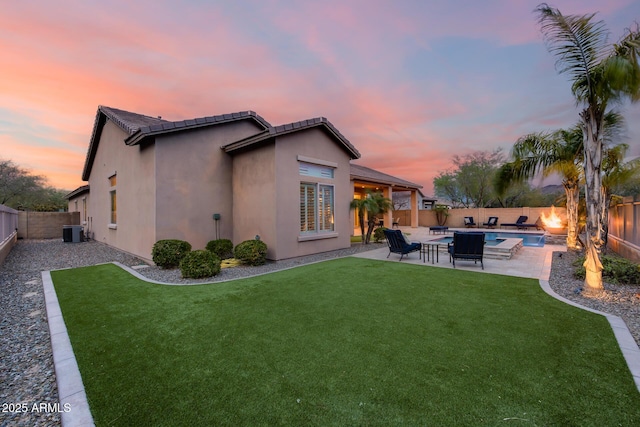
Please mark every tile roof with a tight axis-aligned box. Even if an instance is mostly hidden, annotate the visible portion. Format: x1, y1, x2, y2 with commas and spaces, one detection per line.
64, 185, 90, 200
124, 110, 271, 146
222, 117, 361, 159
350, 164, 422, 190
82, 106, 271, 180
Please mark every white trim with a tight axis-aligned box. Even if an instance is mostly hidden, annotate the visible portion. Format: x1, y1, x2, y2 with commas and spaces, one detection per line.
296, 155, 337, 168
298, 232, 339, 242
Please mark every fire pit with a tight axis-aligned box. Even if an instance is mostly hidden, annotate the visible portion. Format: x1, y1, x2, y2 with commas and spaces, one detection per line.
541, 206, 566, 236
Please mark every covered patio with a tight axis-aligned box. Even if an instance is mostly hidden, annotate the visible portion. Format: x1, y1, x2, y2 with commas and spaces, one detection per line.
350, 164, 423, 234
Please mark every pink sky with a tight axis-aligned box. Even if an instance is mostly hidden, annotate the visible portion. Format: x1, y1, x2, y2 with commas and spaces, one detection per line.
1, 0, 639, 196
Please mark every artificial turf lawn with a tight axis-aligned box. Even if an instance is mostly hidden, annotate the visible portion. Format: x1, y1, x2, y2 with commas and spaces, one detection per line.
51, 258, 640, 426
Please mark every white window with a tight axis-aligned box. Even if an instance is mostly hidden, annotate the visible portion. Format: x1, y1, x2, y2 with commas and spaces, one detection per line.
299, 162, 334, 179
109, 174, 117, 226
300, 183, 334, 234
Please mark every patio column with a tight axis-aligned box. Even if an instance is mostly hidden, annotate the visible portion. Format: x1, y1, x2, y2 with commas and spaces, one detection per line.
383, 186, 393, 228
410, 190, 419, 227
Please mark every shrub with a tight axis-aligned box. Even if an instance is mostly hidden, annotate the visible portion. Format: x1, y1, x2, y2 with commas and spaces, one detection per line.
206, 239, 234, 260
373, 227, 387, 243
573, 254, 640, 285
234, 239, 268, 266
152, 239, 192, 268
180, 250, 221, 279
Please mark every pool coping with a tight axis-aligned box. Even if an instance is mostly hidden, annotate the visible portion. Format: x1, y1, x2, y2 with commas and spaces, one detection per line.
42, 257, 640, 426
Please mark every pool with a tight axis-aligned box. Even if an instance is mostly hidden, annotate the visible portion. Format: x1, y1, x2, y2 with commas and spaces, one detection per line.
433, 232, 545, 247
432, 236, 507, 247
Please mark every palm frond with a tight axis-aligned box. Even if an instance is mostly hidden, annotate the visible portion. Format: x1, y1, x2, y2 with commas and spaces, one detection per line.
536, 3, 610, 103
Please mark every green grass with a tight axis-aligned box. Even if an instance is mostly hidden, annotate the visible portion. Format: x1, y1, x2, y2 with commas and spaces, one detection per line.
51, 258, 640, 426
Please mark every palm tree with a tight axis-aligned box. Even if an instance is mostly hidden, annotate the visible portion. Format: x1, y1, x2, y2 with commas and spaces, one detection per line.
350, 197, 368, 244
363, 192, 393, 244
350, 191, 393, 244
536, 4, 640, 294
494, 127, 583, 249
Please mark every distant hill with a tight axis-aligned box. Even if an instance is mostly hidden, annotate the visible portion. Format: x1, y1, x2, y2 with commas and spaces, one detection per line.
540, 184, 563, 195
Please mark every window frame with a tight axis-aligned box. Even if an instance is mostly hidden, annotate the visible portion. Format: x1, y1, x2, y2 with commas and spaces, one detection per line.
108, 174, 117, 229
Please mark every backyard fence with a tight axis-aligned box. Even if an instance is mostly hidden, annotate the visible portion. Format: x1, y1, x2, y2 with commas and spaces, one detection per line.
17, 211, 81, 240
392, 206, 567, 229
0, 204, 19, 266
608, 195, 640, 262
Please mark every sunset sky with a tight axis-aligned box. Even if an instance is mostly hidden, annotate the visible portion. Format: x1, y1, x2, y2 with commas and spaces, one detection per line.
2, 0, 639, 196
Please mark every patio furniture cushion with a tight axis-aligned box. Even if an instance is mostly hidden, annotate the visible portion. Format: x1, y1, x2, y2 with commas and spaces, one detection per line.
482, 216, 498, 228
464, 216, 477, 227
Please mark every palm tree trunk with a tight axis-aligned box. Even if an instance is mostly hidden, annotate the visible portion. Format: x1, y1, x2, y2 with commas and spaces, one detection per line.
581, 109, 604, 294
564, 181, 580, 250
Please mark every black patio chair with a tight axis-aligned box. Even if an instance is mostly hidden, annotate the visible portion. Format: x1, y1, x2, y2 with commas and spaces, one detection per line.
482, 216, 498, 228
383, 229, 421, 261
463, 216, 477, 228
448, 231, 485, 269
501, 215, 540, 229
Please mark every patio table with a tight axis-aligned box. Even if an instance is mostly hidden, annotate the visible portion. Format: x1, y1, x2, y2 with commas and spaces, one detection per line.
422, 242, 442, 264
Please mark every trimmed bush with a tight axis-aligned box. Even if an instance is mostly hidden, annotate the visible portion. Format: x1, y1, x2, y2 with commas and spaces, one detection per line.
373, 227, 387, 243
573, 254, 640, 285
234, 239, 268, 266
180, 250, 221, 279
205, 239, 234, 260
152, 239, 192, 268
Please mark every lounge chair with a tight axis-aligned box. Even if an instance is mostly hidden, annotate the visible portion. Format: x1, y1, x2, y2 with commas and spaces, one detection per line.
501, 215, 541, 230
383, 229, 421, 261
448, 232, 485, 269
392, 218, 400, 228
463, 216, 477, 228
482, 216, 498, 228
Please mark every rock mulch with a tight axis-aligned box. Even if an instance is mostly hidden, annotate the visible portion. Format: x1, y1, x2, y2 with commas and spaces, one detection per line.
1, 239, 638, 426
547, 250, 640, 348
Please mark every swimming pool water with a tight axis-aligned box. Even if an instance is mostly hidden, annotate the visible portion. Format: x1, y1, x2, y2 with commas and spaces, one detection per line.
433, 232, 545, 247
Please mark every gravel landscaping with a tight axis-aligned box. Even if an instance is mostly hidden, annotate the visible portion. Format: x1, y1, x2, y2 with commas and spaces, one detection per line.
0, 239, 638, 426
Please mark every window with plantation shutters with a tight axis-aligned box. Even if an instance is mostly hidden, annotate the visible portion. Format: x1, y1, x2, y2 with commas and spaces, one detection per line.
300, 183, 334, 234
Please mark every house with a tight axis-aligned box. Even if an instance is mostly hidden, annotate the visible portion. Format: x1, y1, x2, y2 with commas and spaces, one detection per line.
68, 106, 422, 262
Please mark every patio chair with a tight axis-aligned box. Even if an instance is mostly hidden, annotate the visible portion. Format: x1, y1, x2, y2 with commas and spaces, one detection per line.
383, 229, 421, 261
463, 216, 477, 228
501, 216, 540, 229
448, 231, 485, 269
482, 216, 498, 228
392, 218, 400, 228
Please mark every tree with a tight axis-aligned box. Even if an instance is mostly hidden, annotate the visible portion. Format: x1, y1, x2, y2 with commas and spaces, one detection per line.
350, 191, 393, 244
536, 4, 640, 294
364, 192, 393, 244
495, 127, 583, 249
0, 159, 68, 211
0, 159, 46, 206
433, 149, 504, 208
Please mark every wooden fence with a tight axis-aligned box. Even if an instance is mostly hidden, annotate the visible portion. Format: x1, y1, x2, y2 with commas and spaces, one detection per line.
609, 195, 640, 262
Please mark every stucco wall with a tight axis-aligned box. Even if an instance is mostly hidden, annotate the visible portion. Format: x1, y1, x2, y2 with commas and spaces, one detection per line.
231, 143, 277, 257
88, 120, 156, 260
155, 121, 264, 252
68, 193, 91, 233
274, 128, 353, 259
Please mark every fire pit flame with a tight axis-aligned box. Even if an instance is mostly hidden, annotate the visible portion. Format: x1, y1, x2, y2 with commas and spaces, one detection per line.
541, 206, 564, 233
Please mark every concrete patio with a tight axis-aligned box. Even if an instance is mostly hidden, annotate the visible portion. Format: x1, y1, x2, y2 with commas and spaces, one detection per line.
352, 226, 567, 280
